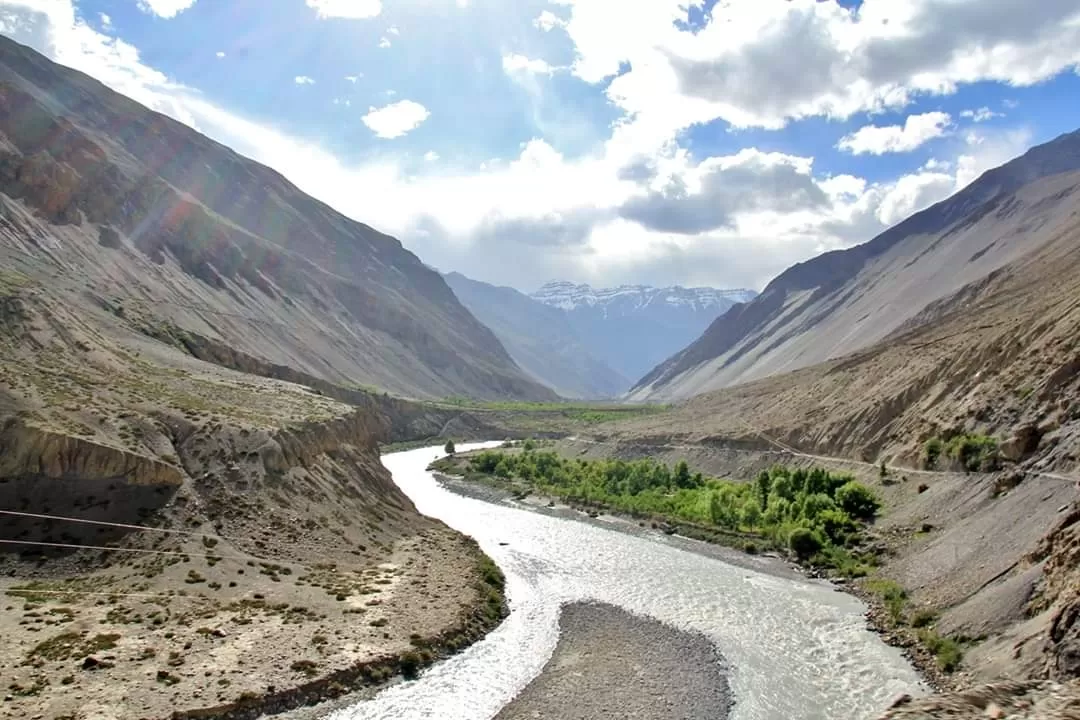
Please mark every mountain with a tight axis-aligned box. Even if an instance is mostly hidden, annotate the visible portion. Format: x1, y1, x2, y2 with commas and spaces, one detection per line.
606, 129, 1080, 686
443, 273, 629, 399
531, 282, 757, 382
0, 34, 552, 402
629, 128, 1080, 402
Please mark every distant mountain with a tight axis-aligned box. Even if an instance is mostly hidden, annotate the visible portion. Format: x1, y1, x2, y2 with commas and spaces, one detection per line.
530, 282, 758, 382
444, 273, 629, 399
629, 128, 1080, 402
0, 35, 552, 401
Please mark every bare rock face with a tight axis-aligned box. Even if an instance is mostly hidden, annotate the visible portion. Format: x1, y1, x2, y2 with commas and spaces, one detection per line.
0, 419, 185, 487
877, 680, 1080, 719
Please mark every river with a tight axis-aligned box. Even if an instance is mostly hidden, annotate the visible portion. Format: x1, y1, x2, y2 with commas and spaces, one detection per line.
327, 443, 925, 720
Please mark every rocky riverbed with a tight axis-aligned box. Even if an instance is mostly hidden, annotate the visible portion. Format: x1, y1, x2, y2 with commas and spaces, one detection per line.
494, 602, 732, 720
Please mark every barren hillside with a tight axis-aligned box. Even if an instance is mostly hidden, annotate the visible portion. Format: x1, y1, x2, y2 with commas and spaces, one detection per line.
630, 129, 1080, 402
0, 35, 552, 402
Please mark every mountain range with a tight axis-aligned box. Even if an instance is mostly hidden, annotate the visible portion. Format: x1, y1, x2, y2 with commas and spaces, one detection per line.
442, 276, 756, 398
530, 281, 757, 384
442, 273, 630, 399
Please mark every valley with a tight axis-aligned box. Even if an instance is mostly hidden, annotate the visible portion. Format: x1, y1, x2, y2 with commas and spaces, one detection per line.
1, 9, 1080, 720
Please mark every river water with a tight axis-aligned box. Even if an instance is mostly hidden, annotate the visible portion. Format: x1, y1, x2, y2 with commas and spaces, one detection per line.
327, 444, 925, 720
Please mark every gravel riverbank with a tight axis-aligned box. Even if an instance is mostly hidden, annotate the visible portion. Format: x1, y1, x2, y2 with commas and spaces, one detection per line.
494, 602, 732, 720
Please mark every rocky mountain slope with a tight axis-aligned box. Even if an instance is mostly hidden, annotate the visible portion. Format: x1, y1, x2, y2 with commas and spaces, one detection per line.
531, 281, 756, 382
0, 35, 537, 719
0, 34, 551, 402
443, 273, 629, 399
630, 129, 1080, 402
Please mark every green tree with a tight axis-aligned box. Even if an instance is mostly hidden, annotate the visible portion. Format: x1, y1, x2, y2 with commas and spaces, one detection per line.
817, 509, 856, 544
741, 499, 762, 530
835, 482, 880, 521
673, 460, 693, 489
789, 528, 823, 560
755, 470, 772, 510
444, 439, 456, 455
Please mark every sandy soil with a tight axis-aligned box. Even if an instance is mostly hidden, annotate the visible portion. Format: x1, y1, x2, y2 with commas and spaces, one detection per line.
494, 603, 731, 720
0, 526, 494, 720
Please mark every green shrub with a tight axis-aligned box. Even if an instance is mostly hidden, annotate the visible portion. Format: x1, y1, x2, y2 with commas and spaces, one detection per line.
919, 629, 963, 672
834, 482, 880, 521
789, 528, 823, 560
923, 438, 943, 469
945, 434, 1000, 472
399, 651, 423, 679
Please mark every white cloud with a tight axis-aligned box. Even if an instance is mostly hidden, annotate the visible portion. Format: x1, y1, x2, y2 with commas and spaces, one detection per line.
0, 0, 1055, 293
534, 10, 566, 31
502, 53, 556, 76
386, 25, 399, 35
960, 107, 1003, 122
215, 50, 225, 58
294, 75, 315, 85
424, 151, 440, 162
837, 112, 952, 155
378, 36, 391, 48
136, 0, 197, 19
306, 0, 381, 20
546, 0, 1080, 159
98, 12, 111, 29
362, 100, 430, 139
344, 74, 361, 82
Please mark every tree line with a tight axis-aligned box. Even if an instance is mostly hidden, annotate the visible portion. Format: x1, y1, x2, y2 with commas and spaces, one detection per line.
465, 449, 880, 567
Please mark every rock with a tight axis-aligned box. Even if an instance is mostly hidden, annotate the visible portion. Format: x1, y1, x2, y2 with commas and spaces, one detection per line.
888, 694, 913, 709
1000, 424, 1043, 462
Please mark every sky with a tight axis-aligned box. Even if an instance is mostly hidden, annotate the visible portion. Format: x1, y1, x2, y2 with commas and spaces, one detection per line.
1, 1, 1079, 293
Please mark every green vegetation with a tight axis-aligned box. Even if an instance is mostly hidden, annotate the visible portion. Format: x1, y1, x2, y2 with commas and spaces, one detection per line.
923, 433, 1000, 472
444, 439, 456, 455
452, 449, 879, 575
435, 397, 669, 425
862, 578, 965, 673
919, 629, 964, 672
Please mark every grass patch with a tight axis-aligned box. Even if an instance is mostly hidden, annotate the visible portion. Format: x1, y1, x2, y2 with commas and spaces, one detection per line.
919, 629, 964, 672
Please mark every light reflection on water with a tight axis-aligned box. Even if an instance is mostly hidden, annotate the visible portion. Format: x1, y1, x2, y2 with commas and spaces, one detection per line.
326, 444, 924, 720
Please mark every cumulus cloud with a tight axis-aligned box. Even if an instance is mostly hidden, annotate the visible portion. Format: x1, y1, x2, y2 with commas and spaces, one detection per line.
837, 112, 952, 155
0, 0, 1055, 293
215, 50, 225, 58
502, 53, 557, 76
620, 150, 828, 234
294, 75, 315, 85
548, 0, 1080, 154
424, 151, 440, 162
136, 0, 197, 18
378, 36, 391, 48
362, 100, 430, 139
306, 0, 381, 20
534, 10, 566, 31
98, 12, 111, 29
344, 74, 361, 82
961, 107, 1003, 122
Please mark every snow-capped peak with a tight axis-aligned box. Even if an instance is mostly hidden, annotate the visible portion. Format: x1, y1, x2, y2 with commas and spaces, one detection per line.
532, 281, 757, 313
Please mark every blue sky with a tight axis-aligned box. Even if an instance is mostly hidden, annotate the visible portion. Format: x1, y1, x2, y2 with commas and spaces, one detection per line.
1, 0, 1079, 292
